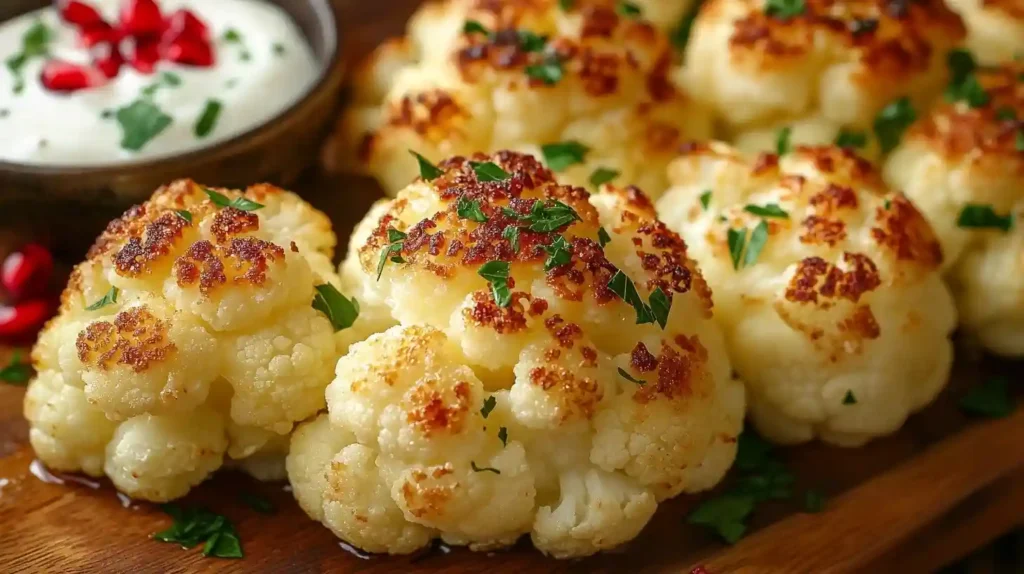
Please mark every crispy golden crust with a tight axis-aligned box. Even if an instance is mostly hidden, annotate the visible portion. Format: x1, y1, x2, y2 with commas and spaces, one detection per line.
785, 253, 882, 305
405, 380, 473, 437
173, 238, 285, 295
630, 335, 710, 404
75, 306, 175, 373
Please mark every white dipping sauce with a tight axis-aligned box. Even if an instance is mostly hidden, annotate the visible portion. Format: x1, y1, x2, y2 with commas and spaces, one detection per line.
0, 0, 319, 166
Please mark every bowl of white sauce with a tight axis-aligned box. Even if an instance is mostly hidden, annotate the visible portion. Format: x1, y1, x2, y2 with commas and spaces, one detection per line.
0, 0, 343, 203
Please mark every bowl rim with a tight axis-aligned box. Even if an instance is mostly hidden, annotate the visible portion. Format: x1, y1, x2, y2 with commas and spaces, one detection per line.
0, 0, 341, 176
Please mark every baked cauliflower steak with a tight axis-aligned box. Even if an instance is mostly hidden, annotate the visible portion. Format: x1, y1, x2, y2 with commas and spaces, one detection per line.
885, 62, 1024, 356
287, 151, 745, 558
657, 143, 956, 446
331, 0, 712, 196
24, 180, 380, 501
946, 0, 1024, 66
682, 0, 965, 156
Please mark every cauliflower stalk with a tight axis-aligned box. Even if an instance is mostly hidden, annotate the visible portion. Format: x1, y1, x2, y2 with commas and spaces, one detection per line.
25, 180, 381, 502
287, 151, 745, 558
331, 0, 712, 196
658, 143, 956, 446
945, 0, 1024, 66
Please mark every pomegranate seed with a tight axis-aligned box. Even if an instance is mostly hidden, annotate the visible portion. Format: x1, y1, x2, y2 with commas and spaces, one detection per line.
78, 21, 122, 48
119, 0, 164, 37
40, 60, 106, 93
0, 300, 53, 341
57, 0, 103, 28
126, 38, 161, 73
162, 9, 209, 43
92, 45, 124, 78
1, 245, 53, 301
163, 36, 214, 67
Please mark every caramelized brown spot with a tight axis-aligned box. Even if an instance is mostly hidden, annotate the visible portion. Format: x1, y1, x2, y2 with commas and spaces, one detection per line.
210, 207, 259, 243
871, 194, 943, 267
406, 381, 471, 437
630, 342, 658, 373
75, 306, 176, 373
112, 212, 190, 277
528, 365, 602, 421
785, 253, 882, 305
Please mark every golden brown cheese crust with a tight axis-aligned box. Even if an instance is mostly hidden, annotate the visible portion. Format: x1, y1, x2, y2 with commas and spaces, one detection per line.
76, 306, 175, 373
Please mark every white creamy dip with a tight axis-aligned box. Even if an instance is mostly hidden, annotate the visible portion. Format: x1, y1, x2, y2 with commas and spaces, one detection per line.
0, 0, 319, 166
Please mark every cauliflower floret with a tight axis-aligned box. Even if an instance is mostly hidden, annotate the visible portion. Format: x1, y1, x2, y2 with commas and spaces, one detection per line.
288, 151, 744, 558
658, 143, 956, 446
330, 0, 712, 196
884, 63, 1024, 356
682, 0, 965, 154
24, 180, 380, 502
945, 0, 1024, 66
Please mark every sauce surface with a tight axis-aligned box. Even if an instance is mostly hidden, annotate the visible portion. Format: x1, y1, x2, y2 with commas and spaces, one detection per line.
0, 0, 319, 166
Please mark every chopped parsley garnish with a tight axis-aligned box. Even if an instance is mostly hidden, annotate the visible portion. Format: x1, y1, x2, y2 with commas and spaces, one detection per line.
153, 504, 243, 559
541, 236, 573, 270
996, 107, 1017, 121
727, 220, 770, 269
764, 0, 805, 20
376, 228, 407, 280
478, 261, 513, 307
541, 141, 589, 172
956, 204, 1013, 232
86, 286, 120, 311
457, 196, 489, 222
463, 20, 489, 36
944, 49, 989, 108
735, 430, 773, 471
648, 287, 672, 329
671, 0, 705, 53
687, 494, 755, 544
470, 161, 511, 182
471, 461, 501, 474
503, 200, 581, 232
607, 270, 658, 326
617, 1, 642, 17
502, 225, 521, 253
589, 167, 620, 187
480, 395, 497, 418
516, 30, 548, 53
803, 489, 825, 513
733, 463, 795, 501
0, 351, 32, 385
617, 367, 647, 386
116, 100, 173, 152
727, 228, 746, 270
239, 493, 276, 515
873, 97, 916, 154
203, 188, 264, 211
311, 284, 360, 332
775, 126, 792, 155
410, 150, 443, 181
559, 0, 574, 9
141, 72, 183, 98
842, 390, 857, 405
597, 227, 612, 248
222, 29, 243, 43
699, 190, 712, 211
273, 43, 286, 56
498, 426, 508, 447
174, 210, 193, 224
960, 377, 1014, 418
883, 198, 892, 210
743, 204, 788, 218
6, 20, 52, 95
525, 55, 564, 85
194, 99, 223, 138
835, 129, 867, 149
744, 220, 769, 267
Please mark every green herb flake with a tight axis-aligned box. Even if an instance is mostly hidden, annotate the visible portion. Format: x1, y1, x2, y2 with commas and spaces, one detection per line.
597, 227, 612, 248
470, 161, 512, 182
727, 227, 747, 270
960, 377, 1014, 418
86, 286, 120, 311
874, 97, 916, 154
478, 261, 513, 307
273, 43, 286, 56
956, 204, 1013, 232
376, 228, 407, 280
834, 129, 868, 149
194, 99, 222, 138
223, 29, 243, 43
457, 196, 489, 223
699, 190, 712, 211
559, 0, 575, 9
504, 199, 581, 233
743, 220, 769, 268
173, 210, 193, 224
471, 461, 501, 474
775, 126, 793, 155
541, 236, 573, 270
502, 225, 521, 253
0, 351, 33, 385
116, 100, 173, 152
311, 284, 360, 332
6, 20, 52, 94
153, 504, 243, 559
480, 395, 497, 418
648, 287, 672, 330
732, 463, 795, 501
203, 188, 264, 212
803, 489, 825, 513
842, 390, 857, 405
687, 494, 756, 544
541, 141, 589, 172
409, 150, 444, 181
498, 426, 508, 447
945, 74, 989, 108
239, 493, 276, 515
162, 72, 182, 87
617, 367, 647, 386
743, 203, 788, 218
463, 19, 490, 36
995, 107, 1017, 122
589, 167, 620, 187
764, 0, 805, 20
607, 270, 655, 325
735, 430, 774, 472
617, 1, 642, 18
516, 30, 548, 53
671, 0, 705, 53
525, 57, 564, 85
202, 529, 242, 559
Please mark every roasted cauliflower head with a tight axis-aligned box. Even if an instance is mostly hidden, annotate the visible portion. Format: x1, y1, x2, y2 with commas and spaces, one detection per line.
24, 180, 380, 502
885, 62, 1024, 356
332, 0, 712, 196
657, 143, 956, 446
682, 0, 965, 155
287, 151, 745, 558
946, 0, 1024, 65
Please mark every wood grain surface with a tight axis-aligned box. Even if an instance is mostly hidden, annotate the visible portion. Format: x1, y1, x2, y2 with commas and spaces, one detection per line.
1, 1, 1023, 572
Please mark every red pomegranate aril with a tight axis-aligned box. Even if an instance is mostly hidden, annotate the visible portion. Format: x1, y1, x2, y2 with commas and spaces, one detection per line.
40, 60, 106, 92
78, 22, 122, 48
162, 9, 209, 43
119, 0, 164, 37
126, 38, 161, 73
163, 36, 214, 67
0, 300, 53, 340
58, 0, 104, 27
93, 48, 124, 78
1, 244, 53, 302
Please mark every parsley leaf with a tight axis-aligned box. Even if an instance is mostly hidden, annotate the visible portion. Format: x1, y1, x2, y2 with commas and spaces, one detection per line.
516, 30, 548, 53
590, 167, 620, 187
735, 430, 774, 472
775, 126, 792, 155
996, 107, 1017, 122
733, 462, 795, 501
498, 426, 508, 447
803, 489, 825, 513
842, 390, 857, 405
174, 210, 193, 224
597, 227, 612, 248
470, 161, 511, 182
471, 461, 501, 474
960, 377, 1014, 418
542, 141, 589, 172
559, 0, 575, 9
874, 97, 916, 154
203, 188, 264, 211
957, 204, 1013, 232
223, 29, 243, 43
6, 20, 52, 94
480, 395, 497, 418
700, 190, 712, 211
153, 505, 243, 559
116, 100, 173, 152
525, 55, 564, 85
617, 367, 647, 385
463, 20, 489, 36
764, 0, 805, 20
502, 225, 521, 253
835, 129, 867, 149
239, 493, 276, 515
376, 228, 407, 280
311, 284, 360, 332
194, 99, 222, 138
943, 49, 988, 108
541, 236, 573, 270
727, 227, 747, 270
671, 0, 705, 53
478, 261, 513, 307
457, 196, 489, 222
410, 150, 444, 181
607, 270, 655, 325
504, 200, 581, 232
0, 351, 32, 385
617, 1, 642, 17
687, 494, 756, 544
743, 204, 788, 218
648, 287, 672, 329
744, 220, 769, 267
86, 286, 120, 311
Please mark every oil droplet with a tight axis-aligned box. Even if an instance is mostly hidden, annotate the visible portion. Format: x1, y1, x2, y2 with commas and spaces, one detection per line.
29, 459, 100, 489
338, 540, 374, 560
